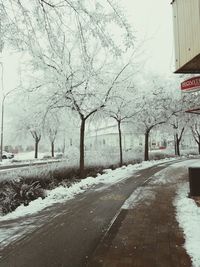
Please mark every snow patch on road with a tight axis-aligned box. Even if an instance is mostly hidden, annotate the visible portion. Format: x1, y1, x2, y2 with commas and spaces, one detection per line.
122, 159, 200, 211
122, 186, 155, 209
150, 159, 200, 185
174, 183, 200, 267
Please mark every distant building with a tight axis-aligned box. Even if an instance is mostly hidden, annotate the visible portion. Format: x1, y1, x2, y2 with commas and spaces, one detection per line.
85, 123, 143, 151
85, 123, 170, 152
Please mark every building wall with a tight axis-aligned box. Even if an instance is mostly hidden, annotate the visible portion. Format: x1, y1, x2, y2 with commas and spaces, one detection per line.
173, 0, 200, 71
85, 133, 143, 151
85, 124, 168, 152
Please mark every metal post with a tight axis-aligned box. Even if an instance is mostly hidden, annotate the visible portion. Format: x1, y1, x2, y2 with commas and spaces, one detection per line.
0, 7, 4, 162
0, 96, 4, 161
0, 61, 4, 162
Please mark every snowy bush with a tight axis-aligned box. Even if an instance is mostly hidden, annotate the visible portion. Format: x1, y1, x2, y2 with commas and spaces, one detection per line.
0, 163, 106, 215
0, 179, 46, 215
180, 149, 199, 156
149, 151, 175, 160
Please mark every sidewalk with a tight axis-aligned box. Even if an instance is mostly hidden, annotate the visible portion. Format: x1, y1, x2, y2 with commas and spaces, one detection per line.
87, 166, 192, 267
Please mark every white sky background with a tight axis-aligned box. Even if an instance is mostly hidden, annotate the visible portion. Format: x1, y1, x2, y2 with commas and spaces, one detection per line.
121, 0, 174, 75
1, 0, 174, 92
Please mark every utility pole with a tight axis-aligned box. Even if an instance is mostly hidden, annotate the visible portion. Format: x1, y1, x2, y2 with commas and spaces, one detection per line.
0, 41, 4, 162
0, 4, 5, 161
0, 85, 4, 161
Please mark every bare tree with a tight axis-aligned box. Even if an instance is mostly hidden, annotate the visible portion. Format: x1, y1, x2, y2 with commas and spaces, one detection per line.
1, 0, 136, 173
189, 117, 200, 154
135, 78, 176, 161
167, 91, 193, 156
44, 111, 60, 157
105, 85, 140, 166
0, 87, 20, 161
30, 129, 42, 159
14, 90, 47, 159
172, 120, 185, 156
59, 63, 131, 177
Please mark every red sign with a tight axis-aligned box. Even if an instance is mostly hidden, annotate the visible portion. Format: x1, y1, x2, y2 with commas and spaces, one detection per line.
181, 76, 200, 93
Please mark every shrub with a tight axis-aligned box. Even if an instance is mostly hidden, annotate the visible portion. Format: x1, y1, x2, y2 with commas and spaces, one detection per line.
0, 179, 46, 215
0, 164, 106, 215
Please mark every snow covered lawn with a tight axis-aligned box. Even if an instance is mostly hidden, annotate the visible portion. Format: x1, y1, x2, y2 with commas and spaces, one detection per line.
0, 152, 64, 168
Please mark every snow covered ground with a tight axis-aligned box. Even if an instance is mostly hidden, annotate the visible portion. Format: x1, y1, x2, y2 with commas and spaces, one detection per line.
175, 183, 200, 267
0, 148, 189, 167
173, 160, 200, 267
0, 152, 45, 166
0, 152, 61, 169
1, 157, 200, 265
122, 159, 193, 210
14, 152, 48, 161
0, 157, 178, 250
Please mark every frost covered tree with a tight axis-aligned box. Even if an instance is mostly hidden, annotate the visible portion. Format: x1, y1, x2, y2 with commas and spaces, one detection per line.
44, 111, 61, 157
1, 0, 134, 75
170, 112, 190, 156
46, 60, 131, 177
190, 117, 200, 154
19, 112, 43, 159
14, 89, 48, 159
1, 0, 136, 175
105, 83, 140, 166
168, 90, 197, 156
135, 78, 176, 161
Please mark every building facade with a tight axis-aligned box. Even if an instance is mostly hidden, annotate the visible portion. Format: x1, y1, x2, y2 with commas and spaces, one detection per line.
85, 123, 170, 152
172, 0, 200, 73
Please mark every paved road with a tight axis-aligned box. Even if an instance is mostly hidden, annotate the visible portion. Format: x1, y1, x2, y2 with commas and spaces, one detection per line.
0, 160, 185, 267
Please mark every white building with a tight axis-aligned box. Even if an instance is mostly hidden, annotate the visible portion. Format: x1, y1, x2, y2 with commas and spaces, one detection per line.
85, 122, 143, 152
85, 122, 171, 152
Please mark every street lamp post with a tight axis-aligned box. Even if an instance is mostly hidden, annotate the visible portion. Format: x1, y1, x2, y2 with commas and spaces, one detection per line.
0, 46, 20, 161
0, 84, 18, 162
0, 13, 5, 162
0, 94, 5, 161
0, 61, 4, 162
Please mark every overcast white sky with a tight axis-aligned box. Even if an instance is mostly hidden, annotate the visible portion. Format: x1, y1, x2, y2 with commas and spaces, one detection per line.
2, 0, 174, 92
121, 0, 174, 74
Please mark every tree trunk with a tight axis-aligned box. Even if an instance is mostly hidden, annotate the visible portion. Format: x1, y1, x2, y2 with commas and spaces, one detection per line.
144, 130, 150, 161
51, 141, 54, 157
198, 142, 200, 155
35, 140, 39, 159
176, 134, 180, 156
0, 98, 4, 162
198, 136, 200, 154
80, 118, 85, 178
174, 134, 177, 155
117, 120, 123, 167
177, 141, 180, 156
62, 136, 65, 154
